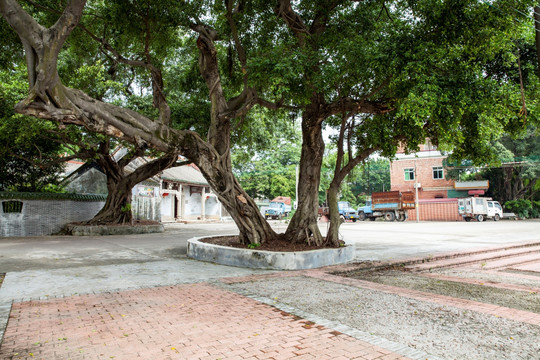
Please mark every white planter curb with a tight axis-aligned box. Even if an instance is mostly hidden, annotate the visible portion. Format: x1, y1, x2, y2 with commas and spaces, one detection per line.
187, 235, 355, 270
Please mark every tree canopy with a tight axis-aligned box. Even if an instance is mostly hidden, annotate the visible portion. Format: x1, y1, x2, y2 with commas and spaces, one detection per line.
1, 0, 538, 244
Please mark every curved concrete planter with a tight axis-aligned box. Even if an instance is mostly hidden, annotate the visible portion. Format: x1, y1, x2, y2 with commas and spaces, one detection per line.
187, 236, 355, 270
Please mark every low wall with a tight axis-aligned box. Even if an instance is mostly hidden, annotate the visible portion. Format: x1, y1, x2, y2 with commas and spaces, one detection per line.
0, 192, 106, 237
132, 195, 161, 222
408, 199, 462, 221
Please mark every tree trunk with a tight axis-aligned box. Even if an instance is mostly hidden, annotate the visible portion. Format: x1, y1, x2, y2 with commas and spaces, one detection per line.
284, 108, 325, 245
192, 138, 276, 245
89, 177, 133, 225
325, 182, 342, 246
85, 150, 180, 225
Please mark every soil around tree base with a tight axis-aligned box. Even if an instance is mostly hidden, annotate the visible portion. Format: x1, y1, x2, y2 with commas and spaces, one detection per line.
201, 235, 345, 252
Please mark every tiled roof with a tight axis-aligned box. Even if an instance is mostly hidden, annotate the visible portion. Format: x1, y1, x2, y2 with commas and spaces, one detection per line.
161, 164, 208, 185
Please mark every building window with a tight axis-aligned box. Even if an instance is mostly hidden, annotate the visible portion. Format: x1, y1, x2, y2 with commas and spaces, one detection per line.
433, 166, 444, 180
404, 168, 415, 181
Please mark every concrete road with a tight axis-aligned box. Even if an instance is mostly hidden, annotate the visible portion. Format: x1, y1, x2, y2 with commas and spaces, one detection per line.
333, 219, 540, 261
0, 222, 241, 272
1, 220, 538, 272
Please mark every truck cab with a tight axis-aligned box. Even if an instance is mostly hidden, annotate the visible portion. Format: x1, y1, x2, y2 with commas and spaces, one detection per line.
338, 201, 359, 222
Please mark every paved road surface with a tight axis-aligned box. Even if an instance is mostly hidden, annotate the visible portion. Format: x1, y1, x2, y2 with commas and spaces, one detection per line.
1, 220, 538, 272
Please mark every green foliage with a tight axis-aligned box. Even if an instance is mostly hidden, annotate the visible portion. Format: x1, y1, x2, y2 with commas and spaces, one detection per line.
319, 148, 390, 206
504, 199, 533, 218
0, 65, 66, 192
232, 126, 300, 200
446, 126, 539, 202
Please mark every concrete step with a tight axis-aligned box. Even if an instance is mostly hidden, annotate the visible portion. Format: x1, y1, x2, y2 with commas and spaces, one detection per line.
466, 252, 540, 270
406, 244, 540, 271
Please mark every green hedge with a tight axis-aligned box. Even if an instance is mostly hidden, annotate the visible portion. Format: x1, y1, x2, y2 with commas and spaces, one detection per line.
504, 199, 540, 218
0, 192, 107, 202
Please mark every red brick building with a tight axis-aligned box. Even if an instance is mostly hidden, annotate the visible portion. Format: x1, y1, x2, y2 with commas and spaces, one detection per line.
390, 141, 454, 200
390, 141, 488, 221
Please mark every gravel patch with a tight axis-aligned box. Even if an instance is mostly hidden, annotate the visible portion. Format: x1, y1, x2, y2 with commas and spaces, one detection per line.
347, 270, 540, 313
226, 276, 540, 360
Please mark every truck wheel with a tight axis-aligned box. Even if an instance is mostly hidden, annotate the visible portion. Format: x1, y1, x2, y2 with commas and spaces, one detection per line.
493, 214, 500, 221
358, 212, 366, 221
278, 214, 283, 220
464, 217, 471, 222
369, 217, 376, 221
340, 215, 345, 222
384, 212, 396, 222
397, 213, 406, 222
476, 214, 484, 222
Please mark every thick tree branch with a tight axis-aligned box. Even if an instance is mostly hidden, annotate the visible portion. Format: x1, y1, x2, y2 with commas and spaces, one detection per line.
225, 0, 247, 70
123, 150, 179, 186
275, 0, 309, 45
50, 0, 86, 47
117, 143, 148, 169
0, 0, 44, 48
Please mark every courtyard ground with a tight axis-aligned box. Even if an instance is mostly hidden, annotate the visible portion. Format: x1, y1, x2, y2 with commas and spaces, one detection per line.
0, 220, 538, 359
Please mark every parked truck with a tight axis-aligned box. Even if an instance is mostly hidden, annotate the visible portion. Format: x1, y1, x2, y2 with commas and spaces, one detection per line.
338, 201, 359, 222
317, 201, 359, 222
264, 196, 292, 220
357, 191, 415, 222
458, 197, 503, 222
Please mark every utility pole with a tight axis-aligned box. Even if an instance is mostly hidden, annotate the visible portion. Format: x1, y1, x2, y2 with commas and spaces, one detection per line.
415, 159, 419, 223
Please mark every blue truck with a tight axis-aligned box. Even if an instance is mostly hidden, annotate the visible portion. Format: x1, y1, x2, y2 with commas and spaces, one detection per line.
338, 201, 359, 222
357, 191, 415, 221
264, 196, 292, 220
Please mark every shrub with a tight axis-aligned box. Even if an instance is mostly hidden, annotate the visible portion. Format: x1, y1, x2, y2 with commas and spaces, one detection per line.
504, 199, 532, 218
531, 201, 540, 218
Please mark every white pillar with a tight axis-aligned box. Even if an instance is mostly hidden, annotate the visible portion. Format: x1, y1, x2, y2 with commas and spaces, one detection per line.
202, 187, 206, 220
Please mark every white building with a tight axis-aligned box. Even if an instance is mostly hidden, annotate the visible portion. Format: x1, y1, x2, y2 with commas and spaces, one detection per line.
159, 164, 222, 222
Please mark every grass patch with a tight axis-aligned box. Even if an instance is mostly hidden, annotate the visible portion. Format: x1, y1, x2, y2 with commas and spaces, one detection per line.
344, 270, 540, 314
0, 273, 4, 288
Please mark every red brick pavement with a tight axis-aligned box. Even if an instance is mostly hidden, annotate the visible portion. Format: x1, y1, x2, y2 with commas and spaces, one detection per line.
0, 283, 411, 360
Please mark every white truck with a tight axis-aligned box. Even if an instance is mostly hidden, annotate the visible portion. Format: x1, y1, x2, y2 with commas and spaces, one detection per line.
458, 197, 503, 222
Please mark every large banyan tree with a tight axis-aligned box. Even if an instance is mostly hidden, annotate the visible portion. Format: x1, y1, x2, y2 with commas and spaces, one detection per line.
1, 0, 537, 245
